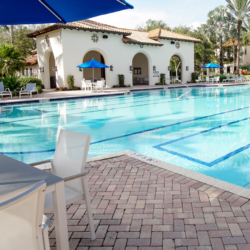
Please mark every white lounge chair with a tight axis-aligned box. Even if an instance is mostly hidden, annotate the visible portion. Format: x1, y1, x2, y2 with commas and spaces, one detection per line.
82, 79, 92, 91
19, 83, 38, 98
30, 129, 96, 240
0, 180, 50, 250
222, 75, 231, 83
94, 81, 104, 92
0, 82, 12, 99
238, 74, 247, 83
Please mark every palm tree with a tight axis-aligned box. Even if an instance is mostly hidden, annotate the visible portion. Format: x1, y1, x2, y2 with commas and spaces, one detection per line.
0, 44, 25, 75
225, 18, 238, 72
226, 0, 250, 74
203, 6, 232, 74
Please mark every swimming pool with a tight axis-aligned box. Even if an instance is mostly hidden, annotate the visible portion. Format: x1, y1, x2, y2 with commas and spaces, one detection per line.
1, 86, 250, 188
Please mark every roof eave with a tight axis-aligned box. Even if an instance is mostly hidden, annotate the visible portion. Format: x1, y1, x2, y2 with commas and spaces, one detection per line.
122, 38, 163, 46
27, 24, 131, 38
159, 37, 201, 43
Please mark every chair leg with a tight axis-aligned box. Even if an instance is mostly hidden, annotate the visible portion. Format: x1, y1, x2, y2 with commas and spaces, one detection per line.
42, 226, 51, 250
82, 175, 96, 240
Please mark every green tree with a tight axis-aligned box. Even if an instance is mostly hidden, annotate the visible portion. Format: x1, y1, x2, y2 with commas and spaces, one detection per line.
0, 44, 25, 75
203, 6, 233, 74
226, 0, 250, 74
0, 24, 48, 58
136, 19, 171, 31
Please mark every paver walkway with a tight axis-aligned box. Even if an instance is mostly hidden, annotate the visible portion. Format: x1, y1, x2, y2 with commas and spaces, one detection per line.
48, 155, 250, 250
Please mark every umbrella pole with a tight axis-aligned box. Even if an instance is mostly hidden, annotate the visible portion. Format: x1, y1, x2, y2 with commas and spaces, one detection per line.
92, 68, 94, 82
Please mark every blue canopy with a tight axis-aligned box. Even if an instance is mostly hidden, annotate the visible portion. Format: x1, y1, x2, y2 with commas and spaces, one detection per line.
202, 63, 222, 68
77, 59, 109, 68
0, 0, 133, 25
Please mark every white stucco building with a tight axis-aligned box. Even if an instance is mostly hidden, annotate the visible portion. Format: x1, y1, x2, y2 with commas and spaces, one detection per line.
27, 20, 200, 89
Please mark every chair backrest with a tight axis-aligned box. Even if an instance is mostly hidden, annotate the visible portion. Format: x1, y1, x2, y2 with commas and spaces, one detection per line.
26, 83, 36, 91
0, 82, 4, 92
216, 76, 220, 81
206, 76, 209, 81
232, 74, 235, 79
52, 129, 91, 193
96, 81, 103, 88
81, 79, 86, 87
227, 75, 230, 79
0, 181, 46, 250
240, 74, 243, 78
102, 80, 106, 87
198, 76, 201, 80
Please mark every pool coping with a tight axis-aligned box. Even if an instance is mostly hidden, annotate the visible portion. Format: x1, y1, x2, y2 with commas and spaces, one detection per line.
87, 150, 250, 199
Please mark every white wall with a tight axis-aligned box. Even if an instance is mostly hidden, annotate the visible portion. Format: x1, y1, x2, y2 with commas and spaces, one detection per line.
36, 29, 64, 88
36, 28, 195, 88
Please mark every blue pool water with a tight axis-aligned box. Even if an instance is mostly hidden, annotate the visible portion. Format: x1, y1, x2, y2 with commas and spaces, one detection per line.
1, 86, 250, 188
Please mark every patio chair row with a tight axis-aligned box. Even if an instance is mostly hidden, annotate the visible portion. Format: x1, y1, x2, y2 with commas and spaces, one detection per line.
0, 82, 38, 99
197, 75, 250, 84
1, 129, 96, 250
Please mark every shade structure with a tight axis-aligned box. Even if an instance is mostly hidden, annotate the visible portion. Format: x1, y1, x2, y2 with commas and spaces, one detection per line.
202, 63, 222, 68
77, 59, 109, 82
0, 0, 134, 25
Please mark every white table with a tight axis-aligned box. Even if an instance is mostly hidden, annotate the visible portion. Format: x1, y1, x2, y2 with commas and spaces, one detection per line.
0, 154, 69, 250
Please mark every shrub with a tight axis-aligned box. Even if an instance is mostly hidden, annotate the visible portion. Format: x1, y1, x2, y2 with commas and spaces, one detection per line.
160, 74, 165, 85
219, 75, 227, 82
118, 75, 125, 87
191, 72, 196, 83
19, 76, 43, 93
60, 87, 68, 91
67, 75, 74, 90
2, 74, 21, 91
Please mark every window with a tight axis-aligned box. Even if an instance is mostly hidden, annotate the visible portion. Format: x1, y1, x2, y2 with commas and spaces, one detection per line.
245, 49, 247, 55
133, 68, 141, 75
30, 68, 32, 76
22, 70, 24, 75
26, 68, 28, 76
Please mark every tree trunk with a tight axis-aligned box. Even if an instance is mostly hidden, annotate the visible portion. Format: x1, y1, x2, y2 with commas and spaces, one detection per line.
219, 35, 223, 75
233, 42, 235, 74
10, 25, 14, 45
237, 20, 242, 75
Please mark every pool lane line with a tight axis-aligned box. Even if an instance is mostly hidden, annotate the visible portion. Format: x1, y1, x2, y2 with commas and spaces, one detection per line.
154, 116, 250, 167
2, 105, 250, 155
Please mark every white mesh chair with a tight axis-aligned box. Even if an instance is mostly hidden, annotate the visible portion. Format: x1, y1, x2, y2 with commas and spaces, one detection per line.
82, 79, 92, 91
0, 82, 12, 99
94, 81, 103, 92
0, 180, 50, 250
19, 83, 38, 98
30, 129, 96, 240
102, 80, 106, 88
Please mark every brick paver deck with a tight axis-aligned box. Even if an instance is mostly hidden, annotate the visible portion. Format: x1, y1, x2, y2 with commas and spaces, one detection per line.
48, 155, 250, 250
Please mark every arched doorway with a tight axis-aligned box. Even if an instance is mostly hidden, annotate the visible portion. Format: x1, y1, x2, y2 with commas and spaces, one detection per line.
132, 53, 149, 85
49, 52, 56, 88
82, 51, 106, 82
170, 55, 182, 83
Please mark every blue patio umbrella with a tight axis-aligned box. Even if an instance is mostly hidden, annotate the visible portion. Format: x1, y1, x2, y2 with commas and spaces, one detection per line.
202, 63, 222, 68
77, 59, 109, 82
0, 0, 133, 25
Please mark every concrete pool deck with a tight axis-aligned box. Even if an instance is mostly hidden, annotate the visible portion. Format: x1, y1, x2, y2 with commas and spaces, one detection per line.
1, 82, 249, 106
44, 150, 250, 250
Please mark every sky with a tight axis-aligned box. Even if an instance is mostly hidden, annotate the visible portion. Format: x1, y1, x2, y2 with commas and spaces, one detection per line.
91, 0, 227, 30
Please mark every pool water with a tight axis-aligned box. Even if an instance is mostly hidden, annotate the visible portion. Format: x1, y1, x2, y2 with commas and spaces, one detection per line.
1, 86, 250, 188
